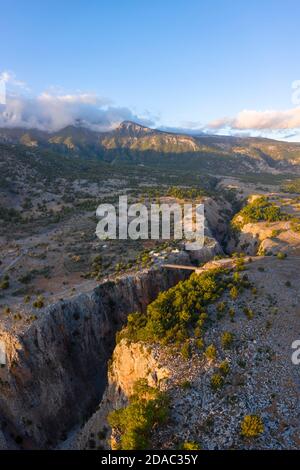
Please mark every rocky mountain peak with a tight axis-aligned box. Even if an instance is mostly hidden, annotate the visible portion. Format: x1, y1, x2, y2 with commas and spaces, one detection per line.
116, 120, 155, 137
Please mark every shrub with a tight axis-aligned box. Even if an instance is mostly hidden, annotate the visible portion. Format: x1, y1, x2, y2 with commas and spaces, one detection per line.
181, 441, 201, 450
181, 341, 191, 360
33, 295, 45, 309
196, 338, 204, 350
240, 415, 264, 438
221, 331, 234, 349
230, 286, 238, 300
107, 380, 169, 450
0, 279, 9, 290
180, 380, 191, 390
243, 307, 254, 320
235, 258, 246, 272
229, 307, 235, 321
205, 344, 217, 361
210, 373, 224, 390
217, 302, 226, 313
194, 326, 202, 338
219, 360, 230, 376
277, 252, 286, 260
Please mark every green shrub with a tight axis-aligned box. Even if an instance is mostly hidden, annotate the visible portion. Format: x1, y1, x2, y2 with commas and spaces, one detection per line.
0, 279, 9, 290
219, 360, 230, 376
205, 344, 217, 361
229, 286, 239, 300
107, 380, 169, 450
181, 441, 201, 450
181, 340, 191, 360
221, 331, 234, 349
217, 301, 226, 313
196, 338, 204, 350
240, 415, 264, 438
180, 380, 191, 390
243, 307, 254, 320
277, 252, 286, 260
229, 307, 235, 321
33, 295, 45, 309
210, 373, 224, 390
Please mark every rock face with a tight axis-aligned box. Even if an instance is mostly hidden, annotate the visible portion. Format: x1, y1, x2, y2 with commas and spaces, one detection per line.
227, 220, 300, 256
0, 266, 188, 448
188, 197, 228, 263
109, 340, 170, 398
70, 339, 170, 450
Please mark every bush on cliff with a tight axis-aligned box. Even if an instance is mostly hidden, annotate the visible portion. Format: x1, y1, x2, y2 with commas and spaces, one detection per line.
232, 196, 288, 229
107, 379, 169, 450
117, 268, 229, 345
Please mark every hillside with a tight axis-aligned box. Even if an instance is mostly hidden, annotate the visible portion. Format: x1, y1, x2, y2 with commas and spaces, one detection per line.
1, 121, 300, 174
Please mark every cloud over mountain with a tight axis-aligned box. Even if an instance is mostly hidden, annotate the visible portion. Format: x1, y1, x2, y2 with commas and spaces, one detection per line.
0, 72, 154, 132
208, 107, 300, 132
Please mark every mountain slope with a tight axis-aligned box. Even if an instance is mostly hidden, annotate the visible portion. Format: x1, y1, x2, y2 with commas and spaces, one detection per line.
1, 121, 300, 174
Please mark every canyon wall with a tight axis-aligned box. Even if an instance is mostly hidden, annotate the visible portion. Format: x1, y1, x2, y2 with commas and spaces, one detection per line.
0, 267, 188, 448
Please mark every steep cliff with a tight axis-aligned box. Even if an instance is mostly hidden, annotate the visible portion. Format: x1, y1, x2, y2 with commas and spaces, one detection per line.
0, 266, 188, 448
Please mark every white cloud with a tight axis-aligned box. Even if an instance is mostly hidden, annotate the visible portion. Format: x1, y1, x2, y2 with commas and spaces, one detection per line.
208, 107, 300, 131
0, 72, 154, 132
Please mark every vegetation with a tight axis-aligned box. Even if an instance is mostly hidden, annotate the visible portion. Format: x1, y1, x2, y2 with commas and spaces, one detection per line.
180, 340, 192, 360
221, 331, 234, 349
166, 186, 206, 200
107, 380, 169, 450
210, 373, 224, 391
219, 360, 230, 376
282, 178, 300, 194
229, 286, 239, 300
117, 268, 231, 345
243, 307, 254, 320
232, 196, 288, 229
205, 344, 217, 361
33, 295, 45, 309
181, 441, 201, 450
0, 278, 9, 290
0, 205, 22, 223
240, 415, 264, 438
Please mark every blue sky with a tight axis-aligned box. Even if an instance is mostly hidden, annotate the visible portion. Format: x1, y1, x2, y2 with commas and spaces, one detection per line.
1, 0, 300, 139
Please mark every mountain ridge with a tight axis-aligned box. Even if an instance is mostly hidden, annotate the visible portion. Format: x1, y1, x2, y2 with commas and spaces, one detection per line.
1, 121, 300, 174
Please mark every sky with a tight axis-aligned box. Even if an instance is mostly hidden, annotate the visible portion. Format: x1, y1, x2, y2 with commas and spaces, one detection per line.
1, 0, 300, 140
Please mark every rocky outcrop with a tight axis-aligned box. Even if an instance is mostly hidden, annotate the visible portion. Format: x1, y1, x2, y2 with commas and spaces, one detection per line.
69, 339, 170, 450
226, 220, 299, 256
108, 340, 170, 398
